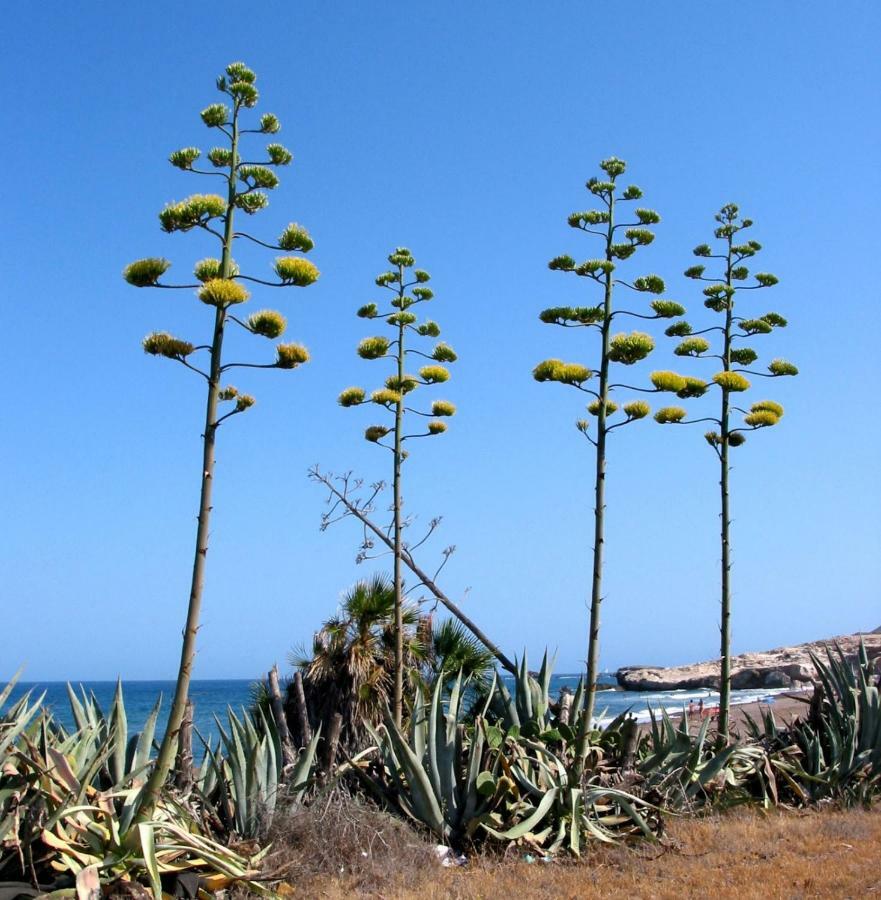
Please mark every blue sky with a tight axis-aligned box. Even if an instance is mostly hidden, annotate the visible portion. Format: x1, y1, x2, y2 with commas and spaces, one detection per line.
2, 1, 879, 680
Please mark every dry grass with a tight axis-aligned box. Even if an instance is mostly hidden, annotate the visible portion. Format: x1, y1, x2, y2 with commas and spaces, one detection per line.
267, 803, 881, 899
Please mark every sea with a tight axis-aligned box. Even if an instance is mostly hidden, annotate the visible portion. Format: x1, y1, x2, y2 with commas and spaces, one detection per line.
5, 674, 790, 753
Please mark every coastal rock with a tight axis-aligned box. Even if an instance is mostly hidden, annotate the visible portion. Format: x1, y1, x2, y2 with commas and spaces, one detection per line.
615, 632, 881, 692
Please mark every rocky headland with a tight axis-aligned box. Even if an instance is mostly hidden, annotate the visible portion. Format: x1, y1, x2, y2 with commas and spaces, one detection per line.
616, 630, 881, 691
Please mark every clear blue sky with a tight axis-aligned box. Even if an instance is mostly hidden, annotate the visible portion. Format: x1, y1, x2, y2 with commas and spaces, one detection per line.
2, 1, 879, 680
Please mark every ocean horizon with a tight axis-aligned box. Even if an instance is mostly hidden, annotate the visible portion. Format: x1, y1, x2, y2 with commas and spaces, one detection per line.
6, 674, 789, 753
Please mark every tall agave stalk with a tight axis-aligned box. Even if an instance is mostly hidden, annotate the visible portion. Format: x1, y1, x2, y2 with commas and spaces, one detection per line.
338, 248, 457, 726
653, 203, 797, 739
123, 62, 319, 816
534, 157, 682, 752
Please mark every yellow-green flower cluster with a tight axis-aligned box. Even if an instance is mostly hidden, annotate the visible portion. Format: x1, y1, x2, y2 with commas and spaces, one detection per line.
623, 400, 650, 420
358, 336, 390, 359
654, 406, 687, 424
199, 279, 250, 307
744, 409, 780, 427
675, 337, 710, 357
651, 300, 686, 319
768, 358, 798, 376
532, 359, 592, 385
419, 365, 450, 384
143, 332, 194, 358
751, 400, 784, 418
427, 421, 447, 435
608, 331, 654, 364
266, 143, 292, 165
365, 425, 390, 442
371, 388, 401, 406
274, 257, 319, 286
386, 374, 418, 394
338, 387, 366, 407
235, 394, 255, 412
159, 194, 226, 232
432, 400, 456, 417
587, 398, 619, 417
124, 257, 170, 287
278, 223, 314, 253
247, 310, 286, 339
677, 376, 709, 399
194, 258, 239, 282
169, 147, 200, 170
432, 342, 458, 362
713, 371, 751, 392
275, 343, 310, 368
650, 370, 687, 393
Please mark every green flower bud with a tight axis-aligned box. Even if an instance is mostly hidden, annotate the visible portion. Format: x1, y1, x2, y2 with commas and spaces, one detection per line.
278, 223, 314, 253
226, 62, 256, 83
338, 386, 366, 407
388, 247, 415, 267
654, 406, 687, 424
740, 319, 773, 335
751, 400, 784, 417
760, 312, 788, 328
768, 358, 798, 376
238, 165, 279, 189
194, 258, 239, 282
248, 309, 286, 338
608, 331, 654, 364
143, 332, 194, 358
729, 348, 758, 366
548, 255, 576, 271
568, 210, 610, 227
575, 259, 615, 277
387, 311, 417, 327
633, 274, 665, 294
201, 103, 230, 127
235, 393, 255, 412
705, 431, 721, 447
169, 147, 201, 170
207, 147, 233, 167
412, 287, 434, 300
365, 425, 390, 442
600, 156, 626, 178
159, 194, 226, 232
266, 143, 293, 165
427, 420, 447, 435
754, 273, 778, 287
744, 409, 780, 427
375, 271, 399, 286
418, 321, 441, 337
432, 400, 456, 417
387, 374, 418, 394
587, 398, 618, 417
625, 228, 655, 246
419, 365, 450, 384
693, 244, 712, 258
728, 432, 747, 447
275, 257, 319, 286
219, 385, 239, 400
432, 342, 457, 363
635, 208, 660, 225
229, 80, 259, 107
713, 371, 751, 392
684, 265, 706, 279
650, 370, 688, 392
357, 303, 378, 319
587, 178, 615, 194
651, 300, 686, 319
410, 269, 429, 283
665, 321, 693, 337
621, 185, 642, 200
260, 113, 280, 133
124, 257, 170, 287
358, 336, 390, 359
235, 192, 269, 214
610, 243, 636, 260
576, 419, 590, 433
371, 388, 402, 406
675, 337, 710, 357
199, 278, 250, 306
623, 400, 650, 419
276, 343, 310, 368
731, 266, 749, 281
676, 376, 709, 399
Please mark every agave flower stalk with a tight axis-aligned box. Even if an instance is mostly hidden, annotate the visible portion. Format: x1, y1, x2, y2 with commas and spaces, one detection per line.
123, 62, 318, 817
654, 204, 797, 739
534, 157, 683, 754
339, 249, 456, 726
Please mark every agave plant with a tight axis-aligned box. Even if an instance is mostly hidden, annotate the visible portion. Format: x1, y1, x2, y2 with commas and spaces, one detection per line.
198, 704, 321, 839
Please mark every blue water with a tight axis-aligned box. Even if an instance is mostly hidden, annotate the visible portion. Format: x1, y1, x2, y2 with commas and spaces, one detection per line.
5, 675, 790, 749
